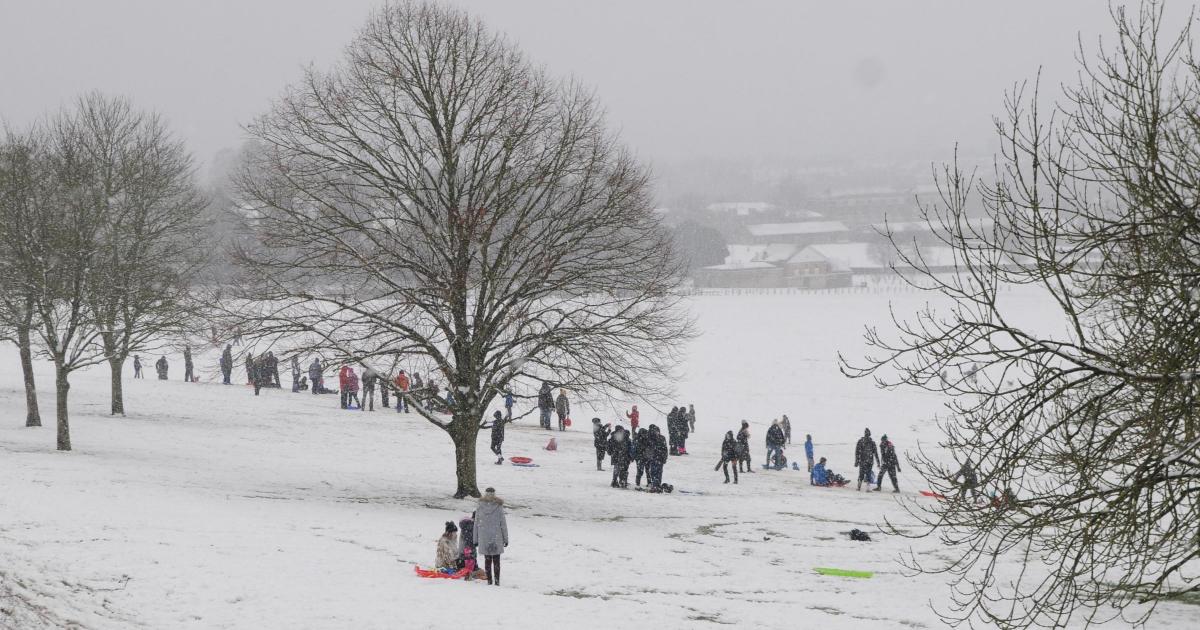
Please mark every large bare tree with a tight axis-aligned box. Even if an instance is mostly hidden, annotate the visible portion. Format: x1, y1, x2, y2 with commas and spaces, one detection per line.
233, 1, 691, 497
73, 93, 209, 415
843, 4, 1199, 628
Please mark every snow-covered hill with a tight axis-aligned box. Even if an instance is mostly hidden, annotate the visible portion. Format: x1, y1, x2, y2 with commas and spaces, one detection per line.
0, 290, 1190, 629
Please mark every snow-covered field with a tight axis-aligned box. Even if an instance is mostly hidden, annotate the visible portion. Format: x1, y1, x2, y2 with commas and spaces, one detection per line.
0, 289, 1192, 629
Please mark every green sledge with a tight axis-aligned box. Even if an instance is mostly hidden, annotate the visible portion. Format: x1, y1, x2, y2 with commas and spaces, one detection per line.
814, 567, 873, 579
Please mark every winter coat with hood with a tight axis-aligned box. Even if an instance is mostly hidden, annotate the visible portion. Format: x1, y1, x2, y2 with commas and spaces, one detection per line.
220, 347, 233, 370
766, 424, 786, 448
554, 392, 570, 417
720, 432, 738, 462
855, 432, 879, 468
593, 420, 611, 449
436, 532, 459, 569
607, 427, 631, 465
308, 359, 322, 381
880, 438, 900, 471
538, 383, 554, 410
648, 425, 669, 465
473, 492, 509, 556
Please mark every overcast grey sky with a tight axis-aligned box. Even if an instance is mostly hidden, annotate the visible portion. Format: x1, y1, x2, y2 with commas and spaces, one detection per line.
0, 1, 1173, 174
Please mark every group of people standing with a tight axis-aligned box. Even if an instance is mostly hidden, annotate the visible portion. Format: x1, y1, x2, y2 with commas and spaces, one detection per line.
593, 419, 671, 492
132, 347, 195, 383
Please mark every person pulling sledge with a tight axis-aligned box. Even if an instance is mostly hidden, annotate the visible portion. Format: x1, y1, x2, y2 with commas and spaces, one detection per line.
715, 430, 739, 484
555, 389, 570, 431
875, 434, 901, 492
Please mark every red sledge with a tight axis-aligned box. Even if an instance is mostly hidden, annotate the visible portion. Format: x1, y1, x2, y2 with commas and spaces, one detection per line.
920, 490, 947, 500
509, 456, 533, 464
414, 566, 469, 580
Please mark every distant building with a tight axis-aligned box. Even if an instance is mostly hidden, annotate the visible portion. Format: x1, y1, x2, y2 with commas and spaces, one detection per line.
706, 201, 776, 217
744, 221, 849, 246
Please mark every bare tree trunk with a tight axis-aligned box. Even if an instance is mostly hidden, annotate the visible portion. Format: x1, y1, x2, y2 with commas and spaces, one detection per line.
451, 420, 480, 499
54, 363, 71, 451
108, 356, 125, 416
17, 324, 40, 427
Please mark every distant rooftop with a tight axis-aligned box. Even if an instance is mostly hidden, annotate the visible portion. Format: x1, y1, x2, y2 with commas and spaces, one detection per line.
746, 221, 849, 237
706, 201, 776, 216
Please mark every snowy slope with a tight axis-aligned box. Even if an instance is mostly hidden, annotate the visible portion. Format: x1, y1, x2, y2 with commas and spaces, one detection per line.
0, 289, 1193, 629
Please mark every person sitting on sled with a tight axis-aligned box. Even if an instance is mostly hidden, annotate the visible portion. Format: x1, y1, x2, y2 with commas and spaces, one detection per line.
435, 521, 459, 571
811, 457, 831, 486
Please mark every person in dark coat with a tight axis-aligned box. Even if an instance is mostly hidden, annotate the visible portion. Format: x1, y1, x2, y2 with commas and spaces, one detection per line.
607, 425, 632, 488
265, 351, 280, 387
666, 406, 680, 455
875, 434, 901, 492
554, 389, 570, 431
308, 358, 323, 395
245, 354, 254, 385
953, 458, 981, 501
592, 418, 611, 471
133, 355, 143, 379
781, 414, 792, 445
250, 355, 264, 396
677, 403, 690, 454
854, 428, 880, 491
220, 345, 233, 385
537, 381, 554, 430
715, 430, 739, 483
183, 346, 194, 383
473, 488, 509, 586
488, 410, 507, 465
633, 428, 649, 487
361, 367, 379, 411
736, 421, 753, 473
155, 356, 168, 380
646, 424, 669, 492
503, 391, 514, 421
766, 420, 786, 469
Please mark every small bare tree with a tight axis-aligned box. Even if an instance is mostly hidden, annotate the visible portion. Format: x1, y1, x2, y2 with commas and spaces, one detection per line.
232, 1, 691, 497
0, 129, 45, 428
72, 93, 209, 414
843, 4, 1199, 628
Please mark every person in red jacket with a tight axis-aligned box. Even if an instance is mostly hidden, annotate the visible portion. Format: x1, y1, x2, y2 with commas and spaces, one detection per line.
338, 365, 352, 409
393, 370, 411, 413
345, 367, 361, 409
626, 405, 640, 432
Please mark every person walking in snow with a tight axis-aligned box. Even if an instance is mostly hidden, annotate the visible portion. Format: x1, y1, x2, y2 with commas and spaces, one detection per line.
473, 487, 509, 586
736, 421, 753, 473
308, 358, 323, 395
781, 414, 792, 445
875, 434, 901, 492
155, 355, 168, 380
488, 410, 507, 465
435, 521, 459, 570
393, 370, 410, 412
766, 419, 786, 469
220, 345, 233, 384
626, 405, 640, 432
183, 346, 194, 383
804, 434, 815, 475
133, 355, 143, 379
633, 428, 649, 487
537, 381, 554, 430
715, 430, 739, 484
646, 424, 669, 492
854, 428, 880, 491
666, 406, 680, 455
952, 458, 981, 501
361, 367, 379, 411
607, 425, 632, 488
554, 388, 570, 431
592, 418, 611, 471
